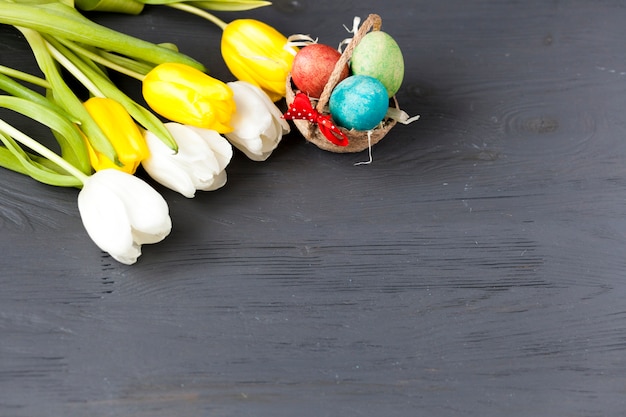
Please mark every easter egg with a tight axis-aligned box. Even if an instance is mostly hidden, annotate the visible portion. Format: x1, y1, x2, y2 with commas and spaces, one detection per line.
291, 43, 350, 98
329, 75, 389, 131
351, 31, 404, 97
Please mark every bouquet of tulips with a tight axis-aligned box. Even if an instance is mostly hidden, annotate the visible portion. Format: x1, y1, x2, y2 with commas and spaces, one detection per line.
0, 0, 299, 264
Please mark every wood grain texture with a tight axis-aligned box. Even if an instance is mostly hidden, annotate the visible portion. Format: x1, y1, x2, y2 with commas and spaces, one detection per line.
2, 1, 626, 416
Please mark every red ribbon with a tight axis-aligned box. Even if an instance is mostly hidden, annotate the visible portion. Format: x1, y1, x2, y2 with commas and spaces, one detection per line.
283, 93, 349, 147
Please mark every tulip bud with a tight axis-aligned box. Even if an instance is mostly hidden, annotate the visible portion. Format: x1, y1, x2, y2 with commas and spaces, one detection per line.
142, 63, 236, 133
221, 19, 297, 102
77, 169, 172, 265
142, 123, 233, 198
83, 97, 149, 174
225, 81, 290, 161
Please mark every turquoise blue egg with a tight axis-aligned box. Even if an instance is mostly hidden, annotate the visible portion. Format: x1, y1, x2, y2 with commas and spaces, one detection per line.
329, 75, 389, 131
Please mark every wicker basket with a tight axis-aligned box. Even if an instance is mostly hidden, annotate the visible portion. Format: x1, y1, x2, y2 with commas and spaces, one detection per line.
285, 13, 400, 153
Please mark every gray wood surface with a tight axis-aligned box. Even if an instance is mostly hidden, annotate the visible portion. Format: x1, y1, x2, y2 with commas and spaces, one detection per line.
2, 0, 626, 416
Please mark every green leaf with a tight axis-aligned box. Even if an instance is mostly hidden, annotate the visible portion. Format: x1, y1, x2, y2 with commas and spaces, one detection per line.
0, 1, 205, 70
0, 95, 90, 176
189, 0, 272, 11
75, 0, 144, 14
48, 37, 179, 150
0, 132, 82, 187
97, 50, 155, 77
0, 64, 50, 89
19, 27, 113, 171
0, 72, 76, 123
138, 0, 271, 10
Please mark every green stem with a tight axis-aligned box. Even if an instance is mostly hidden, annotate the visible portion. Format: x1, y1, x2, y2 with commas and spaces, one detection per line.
167, 2, 228, 30
19, 26, 118, 168
0, 72, 74, 122
0, 119, 89, 183
45, 40, 106, 98
55, 38, 146, 81
46, 37, 178, 150
0, 65, 50, 89
0, 1, 205, 70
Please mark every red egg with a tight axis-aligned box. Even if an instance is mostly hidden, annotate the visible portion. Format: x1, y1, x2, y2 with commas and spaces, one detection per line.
291, 43, 349, 98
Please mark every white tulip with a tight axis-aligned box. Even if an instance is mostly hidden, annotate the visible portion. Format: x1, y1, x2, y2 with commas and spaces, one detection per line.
225, 81, 290, 161
142, 123, 233, 198
77, 169, 172, 265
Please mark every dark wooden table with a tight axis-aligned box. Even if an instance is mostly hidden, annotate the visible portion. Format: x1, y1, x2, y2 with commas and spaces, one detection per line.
2, 1, 626, 416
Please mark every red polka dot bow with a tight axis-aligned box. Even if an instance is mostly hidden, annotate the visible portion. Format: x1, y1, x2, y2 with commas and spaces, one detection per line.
283, 93, 349, 147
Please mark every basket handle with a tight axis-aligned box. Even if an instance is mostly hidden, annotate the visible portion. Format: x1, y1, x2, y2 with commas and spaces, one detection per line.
316, 13, 382, 113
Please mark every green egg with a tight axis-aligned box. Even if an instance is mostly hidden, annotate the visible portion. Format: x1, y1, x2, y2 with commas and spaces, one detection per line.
351, 31, 404, 97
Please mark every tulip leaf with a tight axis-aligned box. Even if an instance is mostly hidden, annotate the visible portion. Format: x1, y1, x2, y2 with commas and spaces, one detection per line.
0, 132, 83, 187
0, 72, 76, 123
48, 38, 179, 150
188, 0, 272, 11
138, 0, 271, 10
95, 43, 182, 78
0, 64, 50, 89
75, 0, 144, 14
0, 1, 205, 70
97, 50, 156, 77
19, 27, 117, 171
136, 0, 186, 3
157, 43, 180, 52
0, 95, 90, 176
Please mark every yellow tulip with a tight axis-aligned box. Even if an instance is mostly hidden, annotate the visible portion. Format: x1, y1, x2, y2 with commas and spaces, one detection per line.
83, 97, 149, 174
221, 19, 298, 102
142, 63, 235, 133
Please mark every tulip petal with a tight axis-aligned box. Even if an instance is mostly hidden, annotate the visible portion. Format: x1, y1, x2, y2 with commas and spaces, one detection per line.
185, 125, 233, 171
108, 173, 171, 242
166, 123, 227, 177
143, 132, 198, 198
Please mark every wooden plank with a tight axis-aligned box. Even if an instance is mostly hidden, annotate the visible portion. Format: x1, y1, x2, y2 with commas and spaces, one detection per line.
2, 1, 626, 416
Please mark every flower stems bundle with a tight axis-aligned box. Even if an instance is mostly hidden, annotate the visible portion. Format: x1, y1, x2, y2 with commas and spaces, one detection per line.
0, 0, 291, 264
0, 0, 205, 70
